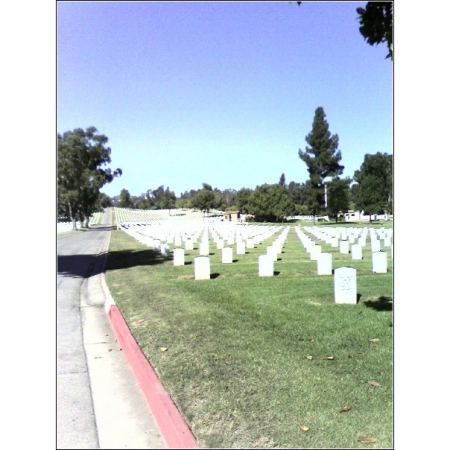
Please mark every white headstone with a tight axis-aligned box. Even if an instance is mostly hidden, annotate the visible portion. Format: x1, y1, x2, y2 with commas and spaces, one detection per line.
153, 239, 161, 251
351, 244, 363, 260
236, 241, 246, 255
317, 253, 332, 275
246, 238, 255, 249
216, 239, 224, 250
310, 244, 322, 261
267, 245, 278, 262
258, 254, 274, 277
334, 267, 357, 304
194, 256, 210, 280
331, 237, 339, 248
173, 248, 185, 266
222, 247, 233, 263
160, 243, 170, 257
199, 241, 210, 256
185, 239, 194, 251
371, 239, 381, 253
372, 251, 387, 273
340, 240, 350, 254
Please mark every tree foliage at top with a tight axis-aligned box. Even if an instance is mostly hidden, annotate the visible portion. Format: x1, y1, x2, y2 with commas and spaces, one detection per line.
353, 152, 392, 218
356, 2, 393, 60
57, 126, 122, 229
297, 2, 393, 60
298, 107, 344, 224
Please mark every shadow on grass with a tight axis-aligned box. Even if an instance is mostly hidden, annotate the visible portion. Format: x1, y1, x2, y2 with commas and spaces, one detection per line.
185, 261, 193, 265
210, 273, 220, 279
233, 259, 239, 263
274, 271, 280, 276
105, 248, 168, 271
362, 296, 393, 311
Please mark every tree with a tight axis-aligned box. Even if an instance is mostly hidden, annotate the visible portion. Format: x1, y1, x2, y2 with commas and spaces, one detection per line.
356, 2, 393, 60
160, 187, 177, 214
296, 2, 393, 60
192, 183, 216, 215
326, 177, 351, 223
235, 188, 253, 214
57, 127, 122, 229
279, 173, 286, 187
353, 152, 392, 221
248, 184, 295, 222
298, 107, 344, 225
118, 188, 134, 208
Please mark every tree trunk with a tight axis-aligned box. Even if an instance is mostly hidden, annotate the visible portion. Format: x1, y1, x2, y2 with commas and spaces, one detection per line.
68, 203, 77, 230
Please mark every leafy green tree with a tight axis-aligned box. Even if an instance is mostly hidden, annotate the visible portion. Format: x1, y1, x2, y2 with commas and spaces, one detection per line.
57, 126, 122, 229
296, 2, 393, 60
192, 183, 216, 215
160, 187, 177, 214
146, 185, 165, 209
96, 192, 112, 209
248, 184, 295, 222
298, 107, 344, 225
279, 173, 286, 187
326, 177, 351, 223
287, 181, 310, 214
235, 188, 253, 214
353, 152, 392, 221
118, 188, 134, 208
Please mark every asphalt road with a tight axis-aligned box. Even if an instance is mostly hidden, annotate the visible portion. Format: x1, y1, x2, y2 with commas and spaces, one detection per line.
57, 209, 166, 449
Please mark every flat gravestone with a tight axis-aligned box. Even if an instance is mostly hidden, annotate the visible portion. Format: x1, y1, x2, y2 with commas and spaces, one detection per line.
222, 247, 233, 263
173, 248, 185, 266
317, 253, 332, 275
194, 256, 210, 280
351, 244, 363, 260
259, 254, 274, 277
334, 267, 357, 304
372, 251, 387, 273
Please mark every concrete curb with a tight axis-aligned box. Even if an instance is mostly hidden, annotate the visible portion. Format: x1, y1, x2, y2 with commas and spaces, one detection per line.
107, 305, 199, 449
99, 213, 199, 448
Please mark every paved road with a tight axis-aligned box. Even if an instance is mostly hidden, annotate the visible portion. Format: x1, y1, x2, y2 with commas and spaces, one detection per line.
57, 209, 166, 449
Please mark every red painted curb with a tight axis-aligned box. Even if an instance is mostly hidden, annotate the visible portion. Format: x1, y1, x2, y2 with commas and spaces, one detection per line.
108, 305, 199, 449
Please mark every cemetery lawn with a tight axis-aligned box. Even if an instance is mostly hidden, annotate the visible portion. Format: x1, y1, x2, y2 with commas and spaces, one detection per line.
105, 226, 393, 449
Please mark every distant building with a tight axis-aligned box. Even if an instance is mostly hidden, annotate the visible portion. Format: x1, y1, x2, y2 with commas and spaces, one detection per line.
223, 211, 240, 222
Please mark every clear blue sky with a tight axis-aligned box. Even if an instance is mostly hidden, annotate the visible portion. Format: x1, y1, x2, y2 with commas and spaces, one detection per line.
57, 1, 392, 198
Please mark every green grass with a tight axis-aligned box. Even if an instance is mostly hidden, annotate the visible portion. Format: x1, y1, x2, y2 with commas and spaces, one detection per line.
105, 226, 393, 448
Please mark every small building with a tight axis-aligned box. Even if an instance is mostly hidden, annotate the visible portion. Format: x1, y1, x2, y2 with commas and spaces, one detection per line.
222, 211, 241, 222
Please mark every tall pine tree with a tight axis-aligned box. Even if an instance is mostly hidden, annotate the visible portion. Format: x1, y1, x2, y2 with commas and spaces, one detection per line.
298, 107, 344, 225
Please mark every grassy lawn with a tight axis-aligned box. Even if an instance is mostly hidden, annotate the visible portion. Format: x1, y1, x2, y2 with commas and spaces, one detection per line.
105, 224, 393, 448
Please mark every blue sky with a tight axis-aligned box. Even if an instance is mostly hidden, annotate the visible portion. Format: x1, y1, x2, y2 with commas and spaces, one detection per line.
57, 1, 392, 198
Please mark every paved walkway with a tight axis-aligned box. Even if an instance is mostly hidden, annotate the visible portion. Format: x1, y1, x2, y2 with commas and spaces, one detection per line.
57, 209, 167, 449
